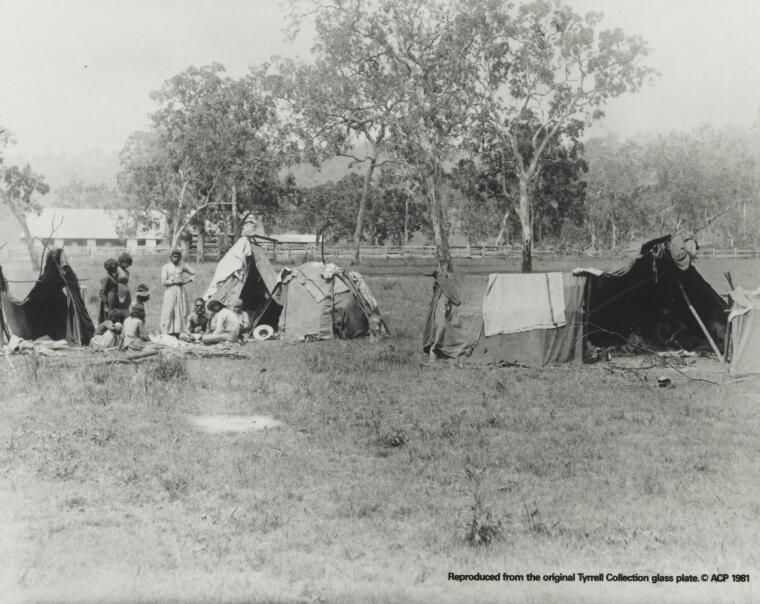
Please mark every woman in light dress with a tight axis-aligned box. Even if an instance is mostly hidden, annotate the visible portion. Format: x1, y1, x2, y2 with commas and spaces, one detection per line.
160, 249, 196, 337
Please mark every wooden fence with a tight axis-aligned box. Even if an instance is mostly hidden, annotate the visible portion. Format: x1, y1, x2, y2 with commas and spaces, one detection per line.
2, 242, 760, 264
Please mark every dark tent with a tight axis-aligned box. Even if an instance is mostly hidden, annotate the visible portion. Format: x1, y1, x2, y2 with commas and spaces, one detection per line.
0, 249, 95, 346
581, 235, 727, 353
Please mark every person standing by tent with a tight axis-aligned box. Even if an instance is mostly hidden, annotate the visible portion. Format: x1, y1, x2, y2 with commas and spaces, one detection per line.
102, 252, 133, 323
130, 283, 151, 319
98, 258, 119, 323
423, 270, 461, 363
117, 252, 133, 285
160, 249, 196, 337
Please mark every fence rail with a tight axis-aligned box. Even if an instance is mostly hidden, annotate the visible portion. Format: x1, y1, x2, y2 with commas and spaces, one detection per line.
2, 242, 760, 264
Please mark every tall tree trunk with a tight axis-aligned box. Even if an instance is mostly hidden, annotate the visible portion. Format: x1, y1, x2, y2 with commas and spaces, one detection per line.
425, 174, 452, 272
197, 224, 205, 263
403, 195, 409, 247
611, 219, 617, 250
494, 208, 510, 247
172, 222, 191, 250
352, 157, 377, 266
8, 203, 40, 272
517, 173, 532, 273
230, 186, 240, 239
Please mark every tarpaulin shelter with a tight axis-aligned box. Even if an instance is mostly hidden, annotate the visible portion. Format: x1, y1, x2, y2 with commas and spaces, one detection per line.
277, 262, 388, 342
423, 234, 727, 367
727, 286, 760, 377
0, 248, 94, 346
423, 272, 585, 366
203, 236, 282, 328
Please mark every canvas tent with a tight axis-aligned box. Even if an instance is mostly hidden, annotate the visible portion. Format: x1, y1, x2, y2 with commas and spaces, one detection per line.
727, 286, 760, 377
0, 248, 94, 347
204, 239, 388, 342
423, 271, 586, 366
424, 234, 727, 366
277, 262, 388, 342
204, 236, 283, 329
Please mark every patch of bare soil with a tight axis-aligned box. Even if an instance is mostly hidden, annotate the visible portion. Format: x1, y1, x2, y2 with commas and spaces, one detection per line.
187, 414, 283, 433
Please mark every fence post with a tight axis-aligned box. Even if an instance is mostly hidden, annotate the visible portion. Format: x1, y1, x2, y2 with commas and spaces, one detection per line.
734, 248, 737, 259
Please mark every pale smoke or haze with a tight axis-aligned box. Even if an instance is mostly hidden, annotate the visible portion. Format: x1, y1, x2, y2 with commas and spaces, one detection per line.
1, 0, 760, 158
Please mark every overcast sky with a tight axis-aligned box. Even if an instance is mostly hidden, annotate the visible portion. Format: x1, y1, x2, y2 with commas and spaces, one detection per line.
1, 0, 760, 158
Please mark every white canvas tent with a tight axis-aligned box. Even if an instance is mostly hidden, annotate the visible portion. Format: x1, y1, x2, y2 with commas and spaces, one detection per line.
728, 286, 760, 377
203, 237, 281, 328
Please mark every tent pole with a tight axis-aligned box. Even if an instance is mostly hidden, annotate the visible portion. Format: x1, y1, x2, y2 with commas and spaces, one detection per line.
676, 278, 725, 362
586, 273, 657, 318
249, 296, 274, 334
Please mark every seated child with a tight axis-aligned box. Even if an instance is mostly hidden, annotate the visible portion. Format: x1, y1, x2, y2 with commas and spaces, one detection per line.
91, 320, 123, 349
231, 298, 251, 342
122, 307, 149, 350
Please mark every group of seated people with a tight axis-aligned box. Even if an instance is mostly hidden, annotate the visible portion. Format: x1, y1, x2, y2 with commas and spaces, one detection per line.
619, 306, 725, 354
92, 295, 252, 350
178, 297, 251, 344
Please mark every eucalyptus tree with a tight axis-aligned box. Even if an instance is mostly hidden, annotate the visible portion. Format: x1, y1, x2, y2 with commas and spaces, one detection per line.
274, 31, 404, 264
0, 126, 49, 270
289, 0, 483, 271
1, 164, 49, 271
468, 0, 655, 271
584, 136, 649, 250
119, 64, 287, 248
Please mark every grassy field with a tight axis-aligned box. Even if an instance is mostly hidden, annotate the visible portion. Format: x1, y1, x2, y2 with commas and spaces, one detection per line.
1, 254, 760, 603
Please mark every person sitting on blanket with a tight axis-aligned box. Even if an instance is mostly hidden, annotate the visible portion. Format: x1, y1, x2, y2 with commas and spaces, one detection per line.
231, 298, 251, 342
202, 300, 241, 345
179, 298, 210, 342
621, 321, 647, 354
91, 320, 123, 350
654, 307, 689, 350
122, 307, 149, 350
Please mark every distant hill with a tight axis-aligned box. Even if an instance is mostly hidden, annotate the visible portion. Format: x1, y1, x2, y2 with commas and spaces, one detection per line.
4, 149, 120, 190
6, 148, 362, 192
